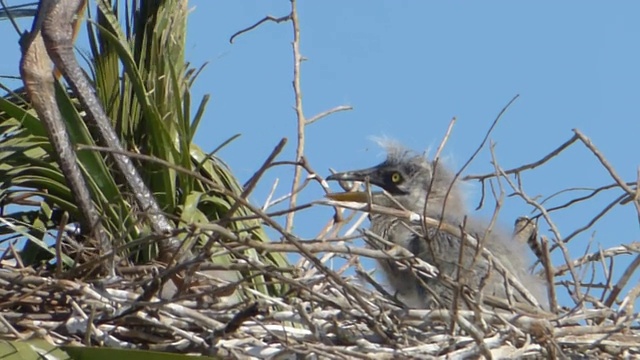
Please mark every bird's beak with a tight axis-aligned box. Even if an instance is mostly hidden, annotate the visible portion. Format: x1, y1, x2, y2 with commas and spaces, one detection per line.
326, 166, 382, 203
326, 166, 379, 183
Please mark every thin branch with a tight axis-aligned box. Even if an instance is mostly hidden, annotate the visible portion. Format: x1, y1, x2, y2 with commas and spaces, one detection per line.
541, 182, 635, 215
448, 95, 518, 216
229, 14, 292, 44
464, 133, 579, 181
54, 211, 69, 278
497, 165, 584, 306
285, 0, 305, 234
540, 236, 558, 312
433, 116, 457, 161
553, 242, 640, 276
305, 105, 353, 126
559, 193, 627, 246
573, 129, 640, 220
604, 254, 640, 307
236, 138, 287, 212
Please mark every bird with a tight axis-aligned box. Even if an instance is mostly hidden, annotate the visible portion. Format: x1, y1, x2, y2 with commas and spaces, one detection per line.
326, 141, 548, 311
513, 216, 544, 262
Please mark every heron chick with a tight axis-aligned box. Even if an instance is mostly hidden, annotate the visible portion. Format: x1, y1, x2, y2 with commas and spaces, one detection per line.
327, 142, 547, 310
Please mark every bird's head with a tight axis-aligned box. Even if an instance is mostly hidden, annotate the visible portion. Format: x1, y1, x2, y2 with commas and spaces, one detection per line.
326, 142, 465, 219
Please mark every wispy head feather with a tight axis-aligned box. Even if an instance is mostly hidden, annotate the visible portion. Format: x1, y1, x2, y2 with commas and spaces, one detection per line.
368, 137, 467, 221
370, 137, 428, 173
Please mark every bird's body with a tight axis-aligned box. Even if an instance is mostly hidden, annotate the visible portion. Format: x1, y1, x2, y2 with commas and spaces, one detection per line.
328, 142, 547, 310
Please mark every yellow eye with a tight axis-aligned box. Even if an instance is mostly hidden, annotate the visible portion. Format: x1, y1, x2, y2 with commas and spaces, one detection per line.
390, 172, 402, 183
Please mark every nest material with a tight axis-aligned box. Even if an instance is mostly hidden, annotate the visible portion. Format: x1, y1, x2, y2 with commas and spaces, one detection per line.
1, 227, 639, 360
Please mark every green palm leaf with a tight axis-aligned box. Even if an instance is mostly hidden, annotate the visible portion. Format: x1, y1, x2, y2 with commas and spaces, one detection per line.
0, 0, 289, 298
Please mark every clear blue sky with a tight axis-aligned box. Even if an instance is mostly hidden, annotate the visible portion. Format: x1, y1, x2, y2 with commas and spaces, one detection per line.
1, 1, 639, 307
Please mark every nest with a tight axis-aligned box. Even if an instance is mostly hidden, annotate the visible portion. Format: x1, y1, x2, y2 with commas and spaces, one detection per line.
0, 127, 638, 359
1, 200, 639, 360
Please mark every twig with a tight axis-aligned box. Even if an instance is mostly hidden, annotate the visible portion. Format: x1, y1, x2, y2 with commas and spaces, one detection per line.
497, 166, 584, 306
262, 178, 280, 211
464, 133, 579, 181
539, 236, 558, 312
237, 138, 288, 212
55, 211, 69, 278
286, 0, 306, 234
229, 14, 292, 44
552, 242, 640, 276
433, 116, 457, 161
305, 105, 353, 125
213, 302, 264, 336
559, 193, 627, 246
449, 95, 518, 216
541, 182, 635, 215
573, 129, 640, 220
604, 254, 640, 307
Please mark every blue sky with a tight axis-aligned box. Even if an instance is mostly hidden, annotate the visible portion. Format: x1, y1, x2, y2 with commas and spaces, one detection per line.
1, 1, 639, 307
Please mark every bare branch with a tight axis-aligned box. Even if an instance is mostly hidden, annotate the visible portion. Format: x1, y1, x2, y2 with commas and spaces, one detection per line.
305, 105, 353, 125
573, 129, 640, 220
229, 14, 292, 44
464, 133, 579, 182
285, 0, 305, 234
